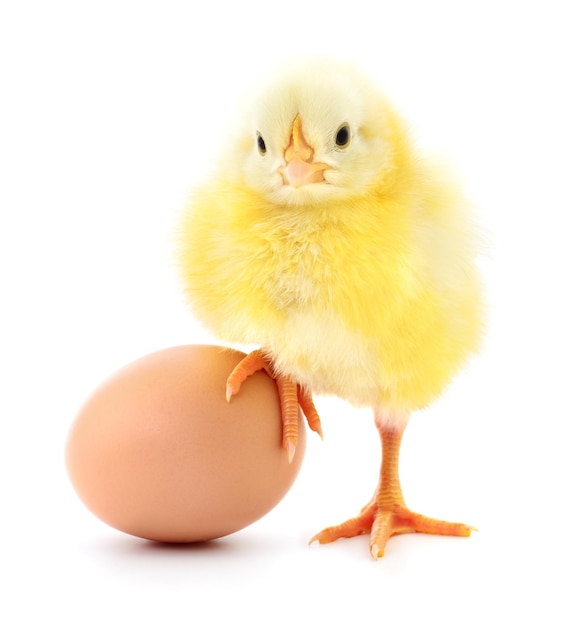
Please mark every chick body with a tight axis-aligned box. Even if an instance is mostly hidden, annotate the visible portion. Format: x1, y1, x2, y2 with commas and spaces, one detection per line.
179, 61, 483, 416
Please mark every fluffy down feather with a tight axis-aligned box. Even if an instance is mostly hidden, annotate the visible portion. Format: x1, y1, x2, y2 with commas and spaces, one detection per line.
177, 59, 483, 418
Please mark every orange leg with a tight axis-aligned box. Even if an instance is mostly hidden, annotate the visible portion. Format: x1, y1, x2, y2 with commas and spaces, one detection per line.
226, 349, 323, 462
310, 415, 473, 558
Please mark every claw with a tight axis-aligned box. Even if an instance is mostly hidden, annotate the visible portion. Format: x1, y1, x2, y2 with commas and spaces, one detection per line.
370, 543, 382, 560
286, 441, 296, 464
225, 385, 233, 403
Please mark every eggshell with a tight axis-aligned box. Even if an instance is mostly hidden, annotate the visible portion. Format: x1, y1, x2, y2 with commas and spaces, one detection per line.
66, 344, 305, 542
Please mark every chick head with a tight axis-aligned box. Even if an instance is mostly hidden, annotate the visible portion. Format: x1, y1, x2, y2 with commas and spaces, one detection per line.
234, 60, 405, 208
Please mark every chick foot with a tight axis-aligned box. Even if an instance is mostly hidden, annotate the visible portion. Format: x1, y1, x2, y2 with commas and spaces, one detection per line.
310, 415, 472, 558
310, 501, 473, 559
226, 349, 323, 462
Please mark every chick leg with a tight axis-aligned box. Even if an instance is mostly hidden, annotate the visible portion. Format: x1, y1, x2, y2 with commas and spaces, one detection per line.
226, 349, 323, 462
310, 414, 472, 558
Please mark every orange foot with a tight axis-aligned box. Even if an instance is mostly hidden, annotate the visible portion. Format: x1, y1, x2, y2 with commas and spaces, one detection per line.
226, 349, 323, 462
310, 417, 474, 559
310, 501, 473, 559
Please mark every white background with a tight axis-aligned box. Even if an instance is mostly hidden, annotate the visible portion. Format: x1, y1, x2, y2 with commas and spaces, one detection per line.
2, 1, 561, 624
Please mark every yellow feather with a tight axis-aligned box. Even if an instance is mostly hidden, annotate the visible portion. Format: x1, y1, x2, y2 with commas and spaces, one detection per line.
177, 60, 484, 416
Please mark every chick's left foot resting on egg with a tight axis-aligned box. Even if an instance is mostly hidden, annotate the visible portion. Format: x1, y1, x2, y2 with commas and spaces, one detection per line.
226, 349, 323, 462
310, 417, 473, 559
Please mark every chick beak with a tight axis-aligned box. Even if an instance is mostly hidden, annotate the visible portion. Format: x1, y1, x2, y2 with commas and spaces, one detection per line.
279, 115, 329, 188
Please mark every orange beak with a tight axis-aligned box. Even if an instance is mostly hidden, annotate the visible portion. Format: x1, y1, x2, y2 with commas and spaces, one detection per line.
279, 115, 329, 188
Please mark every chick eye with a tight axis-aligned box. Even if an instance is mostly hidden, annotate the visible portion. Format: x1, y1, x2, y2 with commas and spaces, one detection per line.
256, 132, 267, 155
335, 123, 351, 148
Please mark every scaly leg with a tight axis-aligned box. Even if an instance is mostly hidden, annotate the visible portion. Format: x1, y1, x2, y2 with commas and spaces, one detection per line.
310, 413, 473, 558
226, 349, 323, 462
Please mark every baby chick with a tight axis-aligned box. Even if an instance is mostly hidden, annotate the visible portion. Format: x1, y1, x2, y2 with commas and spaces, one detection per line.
177, 59, 484, 558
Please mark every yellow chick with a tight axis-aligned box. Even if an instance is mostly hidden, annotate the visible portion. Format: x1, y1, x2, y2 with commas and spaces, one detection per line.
177, 59, 484, 559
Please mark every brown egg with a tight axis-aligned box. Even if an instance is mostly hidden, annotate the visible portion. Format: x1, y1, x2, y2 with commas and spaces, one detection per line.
66, 344, 305, 542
